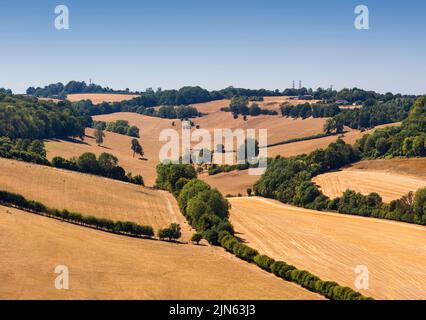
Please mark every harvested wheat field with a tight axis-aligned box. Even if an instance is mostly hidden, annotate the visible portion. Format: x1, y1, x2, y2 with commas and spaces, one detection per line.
313, 166, 426, 203
0, 158, 192, 241
0, 205, 322, 300
229, 197, 426, 300
199, 171, 260, 196
350, 158, 426, 179
67, 93, 140, 104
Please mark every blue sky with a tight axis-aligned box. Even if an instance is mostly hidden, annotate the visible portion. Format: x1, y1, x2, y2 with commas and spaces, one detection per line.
1, 0, 425, 94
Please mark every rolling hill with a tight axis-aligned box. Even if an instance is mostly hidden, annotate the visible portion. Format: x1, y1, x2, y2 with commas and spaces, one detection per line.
0, 205, 322, 300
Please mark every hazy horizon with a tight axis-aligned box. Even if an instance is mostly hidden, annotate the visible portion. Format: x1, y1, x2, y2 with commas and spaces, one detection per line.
1, 0, 425, 95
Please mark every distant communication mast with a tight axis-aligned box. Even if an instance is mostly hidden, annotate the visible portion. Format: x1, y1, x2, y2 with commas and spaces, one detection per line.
299, 80, 302, 90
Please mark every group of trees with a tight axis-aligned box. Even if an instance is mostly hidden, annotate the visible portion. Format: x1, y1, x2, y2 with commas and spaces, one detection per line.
155, 163, 234, 245
222, 97, 278, 117
0, 137, 49, 165
52, 152, 144, 185
0, 190, 154, 238
356, 96, 426, 158
332, 98, 413, 130
138, 105, 201, 119
281, 103, 341, 119
93, 120, 140, 137
0, 95, 87, 140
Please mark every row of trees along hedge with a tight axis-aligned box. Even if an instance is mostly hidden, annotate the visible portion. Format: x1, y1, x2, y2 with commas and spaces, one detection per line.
219, 232, 371, 300
154, 162, 370, 299
0, 94, 88, 140
281, 103, 341, 119
93, 120, 140, 137
0, 190, 154, 237
52, 152, 144, 185
0, 137, 49, 165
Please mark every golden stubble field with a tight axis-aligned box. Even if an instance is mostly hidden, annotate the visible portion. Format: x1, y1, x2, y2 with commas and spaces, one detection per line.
313, 159, 426, 203
0, 205, 323, 300
67, 93, 140, 104
0, 158, 192, 241
229, 197, 426, 300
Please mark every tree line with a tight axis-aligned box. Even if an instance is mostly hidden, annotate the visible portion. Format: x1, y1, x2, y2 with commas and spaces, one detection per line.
0, 94, 87, 140
357, 96, 426, 158
331, 97, 413, 130
26, 81, 132, 99
155, 162, 370, 300
281, 103, 341, 119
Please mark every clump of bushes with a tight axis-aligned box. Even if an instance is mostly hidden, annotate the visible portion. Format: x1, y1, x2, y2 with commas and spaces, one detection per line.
93, 120, 139, 138
158, 223, 182, 241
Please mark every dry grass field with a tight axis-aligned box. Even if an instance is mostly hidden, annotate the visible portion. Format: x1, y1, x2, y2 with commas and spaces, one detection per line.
199, 171, 260, 196
67, 93, 140, 104
0, 205, 322, 300
313, 162, 426, 203
229, 197, 426, 300
0, 158, 192, 241
350, 158, 426, 179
